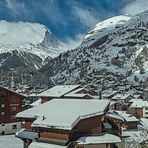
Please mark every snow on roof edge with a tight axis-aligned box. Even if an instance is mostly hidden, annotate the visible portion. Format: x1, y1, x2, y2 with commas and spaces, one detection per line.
31, 111, 106, 130
0, 86, 26, 97
37, 85, 80, 97
77, 133, 121, 144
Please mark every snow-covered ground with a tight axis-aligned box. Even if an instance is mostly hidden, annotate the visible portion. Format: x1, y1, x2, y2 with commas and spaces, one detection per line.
0, 135, 23, 148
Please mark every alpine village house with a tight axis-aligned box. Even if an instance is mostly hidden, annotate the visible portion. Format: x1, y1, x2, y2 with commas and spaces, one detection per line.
36, 85, 97, 103
0, 86, 25, 135
15, 99, 122, 148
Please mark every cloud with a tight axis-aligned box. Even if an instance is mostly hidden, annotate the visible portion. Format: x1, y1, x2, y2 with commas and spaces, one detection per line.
64, 34, 84, 50
0, 20, 45, 45
40, 1, 67, 26
5, 0, 27, 17
4, 0, 67, 26
5, 0, 13, 9
122, 0, 148, 15
71, 6, 99, 28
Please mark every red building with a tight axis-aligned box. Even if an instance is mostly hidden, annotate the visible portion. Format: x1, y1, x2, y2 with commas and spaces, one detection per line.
0, 87, 25, 134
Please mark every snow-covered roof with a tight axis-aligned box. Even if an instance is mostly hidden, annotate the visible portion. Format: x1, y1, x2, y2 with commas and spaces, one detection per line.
29, 142, 67, 148
30, 99, 42, 106
64, 93, 91, 98
129, 99, 143, 103
37, 85, 80, 97
102, 91, 117, 98
122, 130, 148, 143
112, 94, 132, 100
114, 111, 139, 122
106, 111, 139, 122
123, 115, 139, 122
106, 112, 124, 121
77, 134, 121, 144
133, 94, 142, 99
66, 87, 84, 94
91, 96, 100, 99
140, 118, 148, 129
64, 88, 92, 98
0, 86, 26, 97
130, 100, 148, 108
64, 87, 94, 98
16, 99, 109, 130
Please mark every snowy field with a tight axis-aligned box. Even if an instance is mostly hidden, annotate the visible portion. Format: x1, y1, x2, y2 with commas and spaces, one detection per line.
0, 135, 23, 148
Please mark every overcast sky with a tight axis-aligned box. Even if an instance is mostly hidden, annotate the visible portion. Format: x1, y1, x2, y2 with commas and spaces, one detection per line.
1, 0, 148, 48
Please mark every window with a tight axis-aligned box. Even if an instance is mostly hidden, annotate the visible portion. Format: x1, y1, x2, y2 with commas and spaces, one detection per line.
1, 112, 5, 115
1, 95, 5, 99
1, 104, 5, 108
12, 124, 17, 129
11, 106, 17, 111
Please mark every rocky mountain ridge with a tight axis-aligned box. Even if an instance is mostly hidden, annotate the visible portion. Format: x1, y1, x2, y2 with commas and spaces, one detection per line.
41, 10, 148, 92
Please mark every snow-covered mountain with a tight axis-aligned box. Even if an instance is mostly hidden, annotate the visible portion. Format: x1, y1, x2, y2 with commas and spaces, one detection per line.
0, 21, 66, 88
0, 20, 66, 70
84, 15, 130, 40
41, 10, 148, 91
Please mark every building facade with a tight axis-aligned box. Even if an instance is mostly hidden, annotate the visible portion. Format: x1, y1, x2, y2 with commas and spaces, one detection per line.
0, 87, 25, 134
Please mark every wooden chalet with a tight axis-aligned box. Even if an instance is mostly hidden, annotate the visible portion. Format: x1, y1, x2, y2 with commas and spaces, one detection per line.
128, 100, 148, 118
76, 133, 121, 148
101, 91, 118, 100
36, 85, 96, 103
104, 111, 139, 135
111, 94, 134, 103
15, 99, 121, 148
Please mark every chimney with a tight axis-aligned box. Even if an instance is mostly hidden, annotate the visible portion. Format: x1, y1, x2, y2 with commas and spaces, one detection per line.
43, 116, 46, 120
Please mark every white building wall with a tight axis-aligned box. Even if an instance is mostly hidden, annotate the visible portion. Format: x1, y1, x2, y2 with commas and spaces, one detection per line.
143, 107, 148, 118
0, 122, 22, 135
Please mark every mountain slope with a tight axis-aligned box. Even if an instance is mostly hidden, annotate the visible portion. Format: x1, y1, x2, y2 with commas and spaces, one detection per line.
41, 10, 148, 91
0, 21, 66, 88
